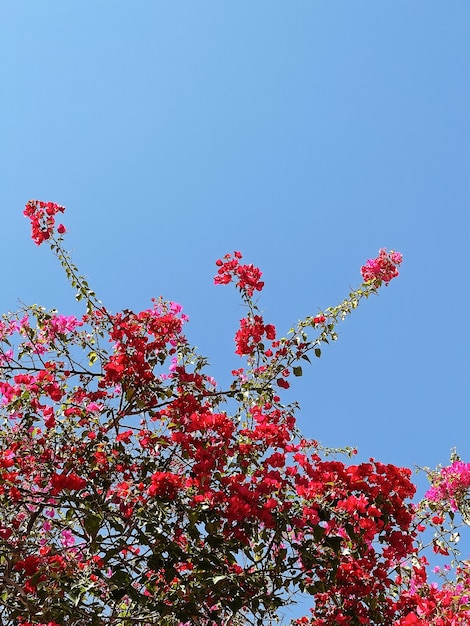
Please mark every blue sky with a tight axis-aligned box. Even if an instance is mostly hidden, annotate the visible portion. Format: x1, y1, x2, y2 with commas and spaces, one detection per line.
1, 1, 469, 619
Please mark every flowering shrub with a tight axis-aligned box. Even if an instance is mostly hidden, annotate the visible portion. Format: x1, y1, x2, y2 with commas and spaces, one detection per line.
0, 201, 468, 625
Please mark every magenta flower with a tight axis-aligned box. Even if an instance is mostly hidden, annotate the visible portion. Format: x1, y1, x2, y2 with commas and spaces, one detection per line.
361, 248, 403, 285
60, 529, 75, 547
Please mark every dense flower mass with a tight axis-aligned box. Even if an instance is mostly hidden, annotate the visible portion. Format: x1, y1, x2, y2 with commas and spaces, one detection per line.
425, 460, 470, 512
361, 248, 403, 285
0, 203, 466, 625
234, 314, 276, 355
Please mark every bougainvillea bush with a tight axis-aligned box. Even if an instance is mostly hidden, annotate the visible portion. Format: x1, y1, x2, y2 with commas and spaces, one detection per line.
0, 201, 469, 626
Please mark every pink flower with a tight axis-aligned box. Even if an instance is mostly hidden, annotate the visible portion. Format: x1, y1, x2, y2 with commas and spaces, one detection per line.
60, 529, 75, 547
425, 460, 470, 511
361, 248, 403, 285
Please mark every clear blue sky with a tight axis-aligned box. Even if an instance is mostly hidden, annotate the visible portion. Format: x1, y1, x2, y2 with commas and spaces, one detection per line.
1, 2, 469, 620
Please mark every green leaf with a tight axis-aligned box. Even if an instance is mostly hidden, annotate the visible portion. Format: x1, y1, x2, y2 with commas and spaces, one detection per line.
293, 366, 302, 377
125, 387, 135, 402
84, 513, 101, 538
213, 575, 227, 584
325, 535, 342, 553
314, 348, 321, 358
110, 588, 127, 601
164, 566, 178, 582
108, 518, 125, 533
229, 596, 243, 612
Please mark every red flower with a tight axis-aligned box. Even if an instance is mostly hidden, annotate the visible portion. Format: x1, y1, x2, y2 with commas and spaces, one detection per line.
236, 263, 264, 297
214, 252, 265, 297
0, 526, 12, 540
234, 315, 275, 356
24, 200, 66, 246
265, 324, 276, 340
50, 472, 86, 492
148, 471, 183, 499
361, 248, 403, 285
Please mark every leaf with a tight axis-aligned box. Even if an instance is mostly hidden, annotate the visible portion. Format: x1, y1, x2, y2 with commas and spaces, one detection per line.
324, 535, 342, 553
125, 387, 135, 402
83, 513, 101, 538
229, 596, 244, 612
293, 366, 302, 377
110, 588, 127, 601
112, 570, 129, 585
103, 547, 122, 563
213, 575, 227, 584
147, 552, 163, 569
108, 518, 124, 533
164, 566, 178, 582
314, 348, 321, 358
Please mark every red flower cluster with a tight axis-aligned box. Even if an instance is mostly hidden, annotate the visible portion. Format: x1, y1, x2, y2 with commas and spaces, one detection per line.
8, 206, 466, 626
361, 248, 403, 285
234, 314, 276, 355
214, 251, 265, 297
290, 457, 417, 624
23, 200, 66, 246
393, 561, 470, 625
50, 471, 87, 493
148, 470, 183, 499
101, 300, 187, 404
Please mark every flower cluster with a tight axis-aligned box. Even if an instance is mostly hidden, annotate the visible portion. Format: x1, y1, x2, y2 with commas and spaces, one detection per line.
234, 314, 276, 356
425, 460, 470, 512
214, 251, 264, 297
393, 561, 470, 625
102, 299, 188, 405
3, 202, 468, 625
361, 248, 403, 285
23, 200, 66, 246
